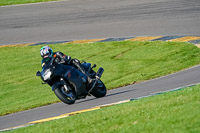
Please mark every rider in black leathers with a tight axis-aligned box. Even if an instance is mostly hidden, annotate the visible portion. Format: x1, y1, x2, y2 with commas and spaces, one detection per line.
40, 46, 93, 86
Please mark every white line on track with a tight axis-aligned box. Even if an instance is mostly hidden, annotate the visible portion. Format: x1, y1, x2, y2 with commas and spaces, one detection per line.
0, 0, 71, 8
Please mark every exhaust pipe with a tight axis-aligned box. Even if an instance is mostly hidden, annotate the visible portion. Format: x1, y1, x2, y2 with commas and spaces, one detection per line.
88, 67, 104, 94
96, 67, 104, 79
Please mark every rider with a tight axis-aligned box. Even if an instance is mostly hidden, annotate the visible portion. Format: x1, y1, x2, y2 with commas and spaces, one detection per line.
40, 46, 93, 86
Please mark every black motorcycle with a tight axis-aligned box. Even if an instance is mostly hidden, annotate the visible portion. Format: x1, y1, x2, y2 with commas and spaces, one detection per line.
36, 57, 107, 104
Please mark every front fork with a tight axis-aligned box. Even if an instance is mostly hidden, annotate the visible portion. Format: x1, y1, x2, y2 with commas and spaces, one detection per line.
60, 78, 69, 92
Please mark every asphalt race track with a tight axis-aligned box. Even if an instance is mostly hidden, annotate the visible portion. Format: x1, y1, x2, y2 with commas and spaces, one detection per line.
0, 0, 200, 131
0, 0, 199, 45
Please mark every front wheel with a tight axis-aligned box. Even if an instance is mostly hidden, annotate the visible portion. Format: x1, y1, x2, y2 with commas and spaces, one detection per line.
91, 80, 107, 98
54, 83, 76, 104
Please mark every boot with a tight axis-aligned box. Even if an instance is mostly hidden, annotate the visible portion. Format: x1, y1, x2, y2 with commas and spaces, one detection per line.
72, 59, 94, 85
72, 59, 87, 74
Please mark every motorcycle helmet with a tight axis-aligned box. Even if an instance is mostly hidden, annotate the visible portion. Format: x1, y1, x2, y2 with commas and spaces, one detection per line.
40, 46, 53, 62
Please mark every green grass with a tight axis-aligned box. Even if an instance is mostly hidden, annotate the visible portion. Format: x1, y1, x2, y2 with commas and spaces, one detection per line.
1, 41, 200, 116
9, 83, 200, 133
0, 0, 59, 6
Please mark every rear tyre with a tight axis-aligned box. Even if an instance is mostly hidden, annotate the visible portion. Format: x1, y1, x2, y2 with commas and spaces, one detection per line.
54, 84, 76, 104
91, 80, 107, 98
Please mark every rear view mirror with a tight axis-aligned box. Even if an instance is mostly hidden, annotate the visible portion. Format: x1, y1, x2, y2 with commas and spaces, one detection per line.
36, 71, 41, 76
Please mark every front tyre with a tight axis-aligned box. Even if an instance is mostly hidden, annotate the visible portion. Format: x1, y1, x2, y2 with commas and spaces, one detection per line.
54, 84, 76, 104
91, 80, 107, 98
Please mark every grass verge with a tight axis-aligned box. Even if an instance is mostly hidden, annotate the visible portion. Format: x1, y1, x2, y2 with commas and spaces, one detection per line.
1, 41, 200, 116
0, 0, 58, 6
8, 84, 200, 133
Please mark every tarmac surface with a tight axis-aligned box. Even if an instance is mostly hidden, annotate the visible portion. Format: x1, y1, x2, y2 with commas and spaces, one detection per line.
0, 0, 199, 45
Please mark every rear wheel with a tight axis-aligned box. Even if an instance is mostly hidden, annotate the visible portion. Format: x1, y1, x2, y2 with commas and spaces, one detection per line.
54, 84, 76, 104
91, 80, 107, 98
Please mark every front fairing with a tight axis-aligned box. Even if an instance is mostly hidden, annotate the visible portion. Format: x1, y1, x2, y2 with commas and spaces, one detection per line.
41, 63, 53, 82
41, 62, 71, 84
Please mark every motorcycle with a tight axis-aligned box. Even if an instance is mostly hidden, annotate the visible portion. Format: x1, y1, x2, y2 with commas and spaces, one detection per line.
36, 57, 107, 104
